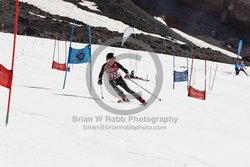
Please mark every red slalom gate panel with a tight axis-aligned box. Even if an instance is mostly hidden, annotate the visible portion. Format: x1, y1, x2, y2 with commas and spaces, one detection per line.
52, 61, 67, 71
188, 86, 206, 100
0, 64, 13, 89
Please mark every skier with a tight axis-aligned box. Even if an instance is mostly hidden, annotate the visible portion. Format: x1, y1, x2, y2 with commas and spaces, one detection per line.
238, 61, 248, 76
98, 53, 146, 105
235, 62, 240, 75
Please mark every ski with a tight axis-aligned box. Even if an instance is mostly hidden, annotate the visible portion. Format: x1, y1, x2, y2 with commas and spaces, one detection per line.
117, 99, 147, 106
117, 99, 130, 103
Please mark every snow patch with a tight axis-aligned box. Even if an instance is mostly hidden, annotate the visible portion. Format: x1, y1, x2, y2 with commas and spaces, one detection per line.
154, 16, 167, 26
29, 12, 46, 19
78, 0, 101, 12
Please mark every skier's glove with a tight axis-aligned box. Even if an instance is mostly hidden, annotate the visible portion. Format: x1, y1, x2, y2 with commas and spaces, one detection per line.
98, 79, 102, 85
124, 74, 130, 80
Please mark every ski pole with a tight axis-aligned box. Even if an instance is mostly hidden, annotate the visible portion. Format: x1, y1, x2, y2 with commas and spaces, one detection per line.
211, 64, 218, 91
100, 85, 104, 99
208, 65, 212, 91
129, 79, 161, 101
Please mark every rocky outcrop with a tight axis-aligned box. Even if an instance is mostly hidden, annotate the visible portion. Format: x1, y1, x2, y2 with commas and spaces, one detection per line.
160, 15, 182, 29
177, 0, 225, 17
175, 0, 250, 32
229, 0, 250, 31
132, 0, 250, 61
242, 47, 250, 62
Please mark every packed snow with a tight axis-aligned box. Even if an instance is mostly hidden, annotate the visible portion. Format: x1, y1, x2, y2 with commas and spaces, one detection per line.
154, 16, 168, 26
1, 31, 250, 167
29, 11, 46, 19
78, 0, 101, 12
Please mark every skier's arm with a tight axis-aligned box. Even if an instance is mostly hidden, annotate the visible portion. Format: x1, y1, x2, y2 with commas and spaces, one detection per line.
98, 64, 105, 80
117, 62, 128, 74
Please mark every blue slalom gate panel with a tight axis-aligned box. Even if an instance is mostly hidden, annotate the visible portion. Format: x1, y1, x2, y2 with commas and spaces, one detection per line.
174, 70, 188, 82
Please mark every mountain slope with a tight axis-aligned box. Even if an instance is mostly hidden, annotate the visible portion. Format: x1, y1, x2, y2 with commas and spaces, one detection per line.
0, 0, 243, 65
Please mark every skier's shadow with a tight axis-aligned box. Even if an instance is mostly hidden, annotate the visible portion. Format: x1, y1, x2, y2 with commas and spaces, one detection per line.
54, 93, 100, 101
24, 86, 54, 90
54, 93, 140, 106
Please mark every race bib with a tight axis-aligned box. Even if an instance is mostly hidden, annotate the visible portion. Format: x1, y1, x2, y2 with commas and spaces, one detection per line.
107, 71, 120, 80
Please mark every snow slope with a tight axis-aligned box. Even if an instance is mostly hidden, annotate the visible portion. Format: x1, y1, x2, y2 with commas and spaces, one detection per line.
1, 31, 250, 167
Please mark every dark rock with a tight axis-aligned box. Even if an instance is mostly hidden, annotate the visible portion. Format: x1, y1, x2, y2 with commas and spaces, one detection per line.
176, 0, 205, 11
219, 10, 229, 24
210, 30, 217, 38
229, 0, 250, 31
225, 37, 240, 48
241, 47, 250, 61
160, 15, 182, 29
